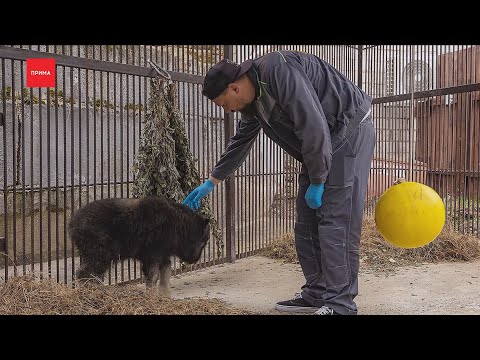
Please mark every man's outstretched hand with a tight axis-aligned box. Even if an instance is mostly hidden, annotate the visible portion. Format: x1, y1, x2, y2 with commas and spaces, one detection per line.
182, 180, 215, 211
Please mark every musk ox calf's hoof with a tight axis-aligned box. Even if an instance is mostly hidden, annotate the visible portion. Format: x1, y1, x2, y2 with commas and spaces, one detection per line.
68, 195, 210, 297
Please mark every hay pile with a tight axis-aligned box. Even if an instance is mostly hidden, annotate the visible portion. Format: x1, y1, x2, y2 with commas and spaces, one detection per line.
256, 232, 298, 264
0, 275, 252, 315
360, 215, 480, 272
259, 215, 480, 273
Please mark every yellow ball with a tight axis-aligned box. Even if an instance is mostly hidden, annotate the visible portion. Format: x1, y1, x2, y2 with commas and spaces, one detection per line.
374, 181, 446, 248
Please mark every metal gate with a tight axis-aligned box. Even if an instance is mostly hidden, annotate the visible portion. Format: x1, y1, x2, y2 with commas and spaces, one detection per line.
0, 45, 358, 285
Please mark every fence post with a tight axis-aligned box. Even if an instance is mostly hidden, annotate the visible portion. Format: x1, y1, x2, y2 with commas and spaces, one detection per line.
357, 45, 363, 89
223, 45, 236, 263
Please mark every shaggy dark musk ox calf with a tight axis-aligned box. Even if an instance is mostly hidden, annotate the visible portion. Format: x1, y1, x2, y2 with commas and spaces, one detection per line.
68, 195, 210, 297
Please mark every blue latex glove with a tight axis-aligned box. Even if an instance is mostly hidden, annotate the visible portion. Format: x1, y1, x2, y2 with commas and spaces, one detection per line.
305, 183, 325, 209
182, 180, 215, 211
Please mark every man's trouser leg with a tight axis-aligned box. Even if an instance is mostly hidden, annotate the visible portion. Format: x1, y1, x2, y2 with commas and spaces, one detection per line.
295, 116, 375, 315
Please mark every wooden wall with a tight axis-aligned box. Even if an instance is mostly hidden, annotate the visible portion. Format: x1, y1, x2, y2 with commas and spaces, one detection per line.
414, 46, 480, 197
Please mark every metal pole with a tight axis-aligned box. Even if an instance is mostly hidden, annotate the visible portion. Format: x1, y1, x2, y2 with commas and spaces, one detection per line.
409, 45, 415, 181
358, 45, 363, 89
223, 45, 236, 262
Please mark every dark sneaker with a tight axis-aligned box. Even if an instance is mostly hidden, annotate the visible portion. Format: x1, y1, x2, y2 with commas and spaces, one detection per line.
314, 306, 340, 315
275, 293, 320, 313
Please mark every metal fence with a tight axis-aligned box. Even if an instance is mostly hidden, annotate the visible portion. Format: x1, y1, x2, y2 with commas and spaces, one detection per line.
363, 45, 480, 239
1, 45, 478, 286
0, 45, 358, 285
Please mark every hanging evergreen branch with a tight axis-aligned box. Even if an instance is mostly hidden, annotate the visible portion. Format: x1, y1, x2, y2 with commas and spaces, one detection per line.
132, 77, 224, 258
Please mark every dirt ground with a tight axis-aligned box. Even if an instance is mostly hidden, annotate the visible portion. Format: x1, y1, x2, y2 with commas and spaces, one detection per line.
168, 255, 480, 315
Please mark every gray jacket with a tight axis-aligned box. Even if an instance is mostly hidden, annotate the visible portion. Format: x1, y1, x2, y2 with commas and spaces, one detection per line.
211, 50, 372, 184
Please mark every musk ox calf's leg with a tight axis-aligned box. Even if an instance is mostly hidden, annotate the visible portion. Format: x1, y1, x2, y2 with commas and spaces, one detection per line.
141, 256, 172, 298
142, 259, 160, 292
158, 257, 172, 298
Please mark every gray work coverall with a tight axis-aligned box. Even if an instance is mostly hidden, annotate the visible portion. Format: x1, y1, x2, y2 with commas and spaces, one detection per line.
210, 50, 376, 315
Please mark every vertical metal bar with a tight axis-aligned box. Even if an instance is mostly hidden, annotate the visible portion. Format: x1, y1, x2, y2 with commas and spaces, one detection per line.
92, 48, 97, 203
38, 88, 44, 280
125, 62, 131, 281
223, 44, 236, 262
252, 134, 256, 253
255, 134, 259, 253
105, 45, 113, 285
366, 45, 371, 213
46, 70, 52, 279
386, 46, 391, 196
438, 45, 448, 212
474, 61, 479, 237
134, 71, 142, 279
62, 57, 68, 284
366, 45, 373, 211
116, 48, 123, 282
384, 45, 393, 207
20, 60, 26, 275
216, 47, 224, 262
207, 47, 215, 264
435, 45, 442, 209
395, 46, 400, 181
373, 44, 377, 205
445, 45, 450, 212
113, 52, 118, 201
262, 124, 265, 250
268, 115, 273, 245
467, 46, 474, 234
132, 50, 140, 280
240, 116, 245, 257
408, 45, 415, 182
200, 47, 208, 268
235, 119, 239, 257
462, 46, 468, 234
280, 149, 284, 240
368, 45, 377, 214
440, 45, 448, 214
85, 67, 90, 208
239, 46, 245, 258
281, 150, 285, 239
446, 45, 453, 220
452, 45, 458, 230
54, 64, 60, 283
466, 48, 472, 233
1, 58, 8, 281
205, 50, 212, 265
424, 46, 436, 191
106, 69, 111, 202
70, 61, 75, 282
457, 47, 464, 232
140, 65, 147, 283
249, 131, 253, 256
11, 60, 17, 276
126, 64, 130, 200
473, 85, 478, 235
78, 55, 83, 225
473, 51, 478, 236
276, 129, 280, 240
380, 45, 386, 207
100, 57, 105, 202
221, 50, 226, 261
203, 47, 211, 266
